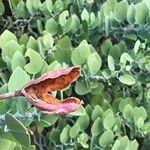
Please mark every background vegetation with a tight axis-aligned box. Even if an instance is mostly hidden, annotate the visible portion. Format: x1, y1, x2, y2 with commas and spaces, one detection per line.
0, 0, 149, 149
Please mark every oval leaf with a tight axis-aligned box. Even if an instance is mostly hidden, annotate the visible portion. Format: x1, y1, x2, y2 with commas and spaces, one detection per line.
60, 125, 70, 144
107, 55, 115, 71
99, 130, 114, 147
103, 113, 115, 129
91, 117, 103, 136
87, 52, 102, 74
24, 48, 43, 74
69, 122, 80, 138
135, 2, 149, 25
114, 0, 129, 22
8, 67, 30, 92
118, 74, 136, 85
127, 4, 135, 24
45, 18, 58, 35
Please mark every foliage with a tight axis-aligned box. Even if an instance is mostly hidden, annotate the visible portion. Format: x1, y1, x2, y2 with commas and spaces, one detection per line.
0, 0, 150, 149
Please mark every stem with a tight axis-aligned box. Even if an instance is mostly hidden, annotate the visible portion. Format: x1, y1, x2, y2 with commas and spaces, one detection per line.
60, 90, 63, 100
0, 90, 23, 100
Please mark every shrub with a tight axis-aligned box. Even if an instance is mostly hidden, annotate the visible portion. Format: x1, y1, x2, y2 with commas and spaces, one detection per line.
0, 0, 149, 149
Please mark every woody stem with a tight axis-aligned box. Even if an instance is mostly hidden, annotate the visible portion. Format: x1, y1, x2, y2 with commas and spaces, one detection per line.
0, 90, 23, 100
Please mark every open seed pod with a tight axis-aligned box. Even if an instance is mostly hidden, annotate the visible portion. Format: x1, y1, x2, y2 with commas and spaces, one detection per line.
21, 66, 82, 115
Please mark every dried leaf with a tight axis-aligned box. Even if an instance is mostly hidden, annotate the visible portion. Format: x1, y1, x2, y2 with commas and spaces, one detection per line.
21, 66, 82, 115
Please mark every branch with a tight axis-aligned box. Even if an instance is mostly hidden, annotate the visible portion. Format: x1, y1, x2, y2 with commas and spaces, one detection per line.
0, 90, 23, 100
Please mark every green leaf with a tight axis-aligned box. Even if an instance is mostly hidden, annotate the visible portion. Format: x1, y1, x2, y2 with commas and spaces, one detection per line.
9, 0, 21, 9
71, 40, 91, 65
102, 69, 111, 79
0, 97, 9, 114
48, 129, 60, 142
60, 125, 70, 144
114, 0, 129, 22
107, 55, 115, 71
101, 2, 111, 17
77, 133, 89, 148
119, 136, 129, 149
42, 60, 62, 73
119, 97, 133, 112
0, 0, 4, 15
17, 97, 31, 115
123, 104, 133, 121
103, 113, 115, 129
26, 0, 41, 14
103, 108, 113, 119
123, 33, 137, 41
125, 140, 139, 150
2, 40, 23, 63
135, 2, 149, 25
5, 113, 31, 145
64, 14, 80, 32
127, 4, 135, 24
42, 32, 54, 48
143, 122, 150, 134
19, 34, 29, 46
117, 41, 126, 53
15, 145, 22, 150
27, 36, 39, 51
118, 74, 136, 85
90, 94, 104, 107
120, 52, 133, 66
136, 117, 144, 128
99, 130, 114, 147
102, 1, 117, 16
133, 106, 147, 122
107, 0, 117, 11
112, 136, 129, 150
109, 45, 121, 60
75, 79, 91, 95
101, 39, 112, 56
69, 122, 80, 138
54, 36, 72, 64
40, 1, 49, 16
32, 0, 41, 11
90, 12, 96, 24
0, 139, 16, 150
45, 0, 53, 13
133, 40, 141, 54
85, 104, 93, 116
87, 52, 102, 74
81, 8, 89, 22
0, 30, 17, 49
19, 145, 35, 150
91, 82, 104, 95
112, 140, 121, 150
24, 48, 43, 74
144, 0, 150, 8
11, 51, 26, 71
8, 67, 30, 92
37, 21, 44, 34
53, 0, 63, 13
38, 114, 58, 127
77, 114, 90, 130
91, 105, 103, 121
26, 0, 34, 14
16, 1, 29, 18
91, 117, 103, 136
0, 56, 6, 70
59, 10, 69, 26
69, 105, 86, 116
45, 18, 58, 35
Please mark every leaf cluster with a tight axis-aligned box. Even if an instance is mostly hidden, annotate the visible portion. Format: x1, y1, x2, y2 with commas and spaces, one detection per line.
0, 0, 150, 149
